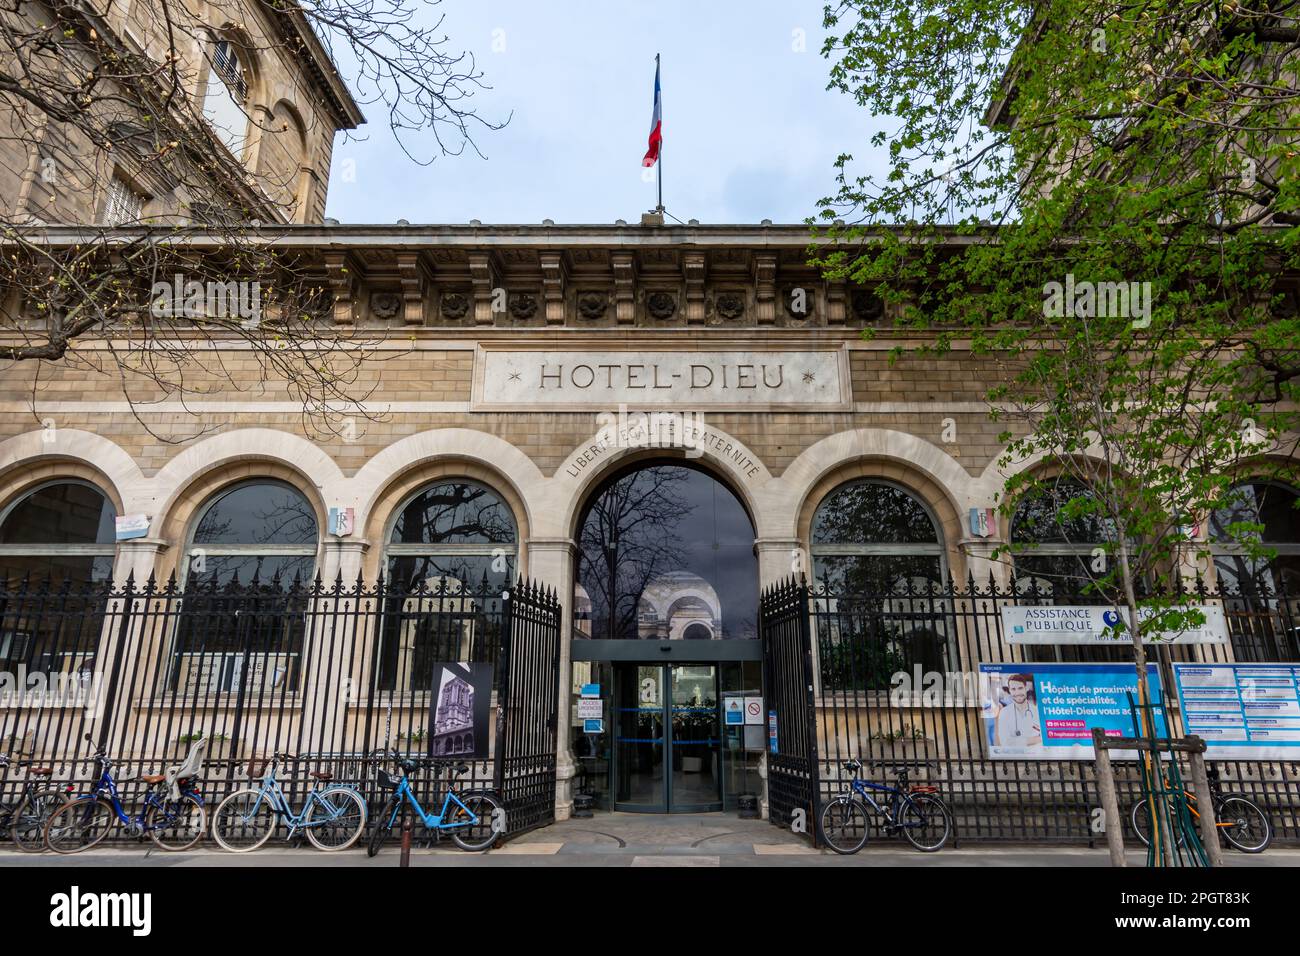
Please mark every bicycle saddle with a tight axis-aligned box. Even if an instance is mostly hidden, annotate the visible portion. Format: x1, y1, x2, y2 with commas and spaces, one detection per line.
29, 767, 53, 777
309, 771, 333, 782
141, 774, 166, 784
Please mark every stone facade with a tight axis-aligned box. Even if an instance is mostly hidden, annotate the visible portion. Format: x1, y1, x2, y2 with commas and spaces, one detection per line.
0, 0, 362, 226
6, 224, 1295, 819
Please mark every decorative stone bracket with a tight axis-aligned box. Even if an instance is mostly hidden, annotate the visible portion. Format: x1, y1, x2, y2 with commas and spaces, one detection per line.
395, 252, 432, 325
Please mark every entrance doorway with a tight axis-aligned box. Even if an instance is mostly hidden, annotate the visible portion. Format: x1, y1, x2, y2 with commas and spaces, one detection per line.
613, 663, 722, 812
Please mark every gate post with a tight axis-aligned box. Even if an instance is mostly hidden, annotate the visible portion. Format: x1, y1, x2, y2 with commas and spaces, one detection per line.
797, 579, 822, 848
524, 537, 577, 820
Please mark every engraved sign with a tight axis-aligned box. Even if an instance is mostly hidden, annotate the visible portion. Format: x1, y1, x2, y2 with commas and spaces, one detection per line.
473, 347, 850, 410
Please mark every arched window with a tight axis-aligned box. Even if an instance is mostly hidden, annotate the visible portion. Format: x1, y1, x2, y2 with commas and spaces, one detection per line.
184, 480, 318, 588
1211, 481, 1300, 596
575, 464, 757, 641
0, 481, 116, 676
811, 480, 945, 592
1011, 479, 1125, 663
169, 481, 318, 696
202, 39, 251, 158
378, 481, 517, 693
0, 481, 116, 585
1010, 478, 1117, 599
810, 480, 952, 686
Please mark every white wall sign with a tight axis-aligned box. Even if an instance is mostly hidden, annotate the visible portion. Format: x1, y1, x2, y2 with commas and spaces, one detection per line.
577, 699, 602, 719
114, 514, 150, 541
743, 697, 764, 725
473, 347, 851, 410
1002, 605, 1228, 645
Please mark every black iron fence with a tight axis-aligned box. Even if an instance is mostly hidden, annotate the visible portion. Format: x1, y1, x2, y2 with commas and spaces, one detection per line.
762, 575, 1300, 844
0, 574, 562, 842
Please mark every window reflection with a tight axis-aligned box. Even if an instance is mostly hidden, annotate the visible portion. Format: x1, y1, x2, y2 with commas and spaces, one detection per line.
171, 481, 319, 695
379, 481, 517, 692
1211, 482, 1300, 596
0, 481, 116, 676
1010, 478, 1124, 663
575, 465, 757, 640
810, 480, 954, 687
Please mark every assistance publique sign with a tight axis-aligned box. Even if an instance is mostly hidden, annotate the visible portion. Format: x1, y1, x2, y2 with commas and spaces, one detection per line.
1001, 605, 1227, 645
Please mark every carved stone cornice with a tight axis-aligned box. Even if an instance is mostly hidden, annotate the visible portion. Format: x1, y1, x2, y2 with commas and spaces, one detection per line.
611, 253, 637, 325
395, 251, 432, 325
683, 252, 707, 325
322, 250, 363, 325
752, 253, 778, 325
468, 252, 501, 326
540, 252, 569, 325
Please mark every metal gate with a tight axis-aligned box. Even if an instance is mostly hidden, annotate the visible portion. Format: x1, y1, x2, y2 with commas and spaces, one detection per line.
494, 580, 562, 835
759, 577, 820, 843
0, 574, 565, 841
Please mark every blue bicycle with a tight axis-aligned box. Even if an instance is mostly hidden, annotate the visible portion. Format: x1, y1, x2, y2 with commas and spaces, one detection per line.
44, 734, 206, 853
819, 759, 952, 853
366, 754, 502, 855
210, 752, 368, 852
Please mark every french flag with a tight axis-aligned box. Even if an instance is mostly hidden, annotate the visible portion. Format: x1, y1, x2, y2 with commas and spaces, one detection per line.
642, 56, 662, 168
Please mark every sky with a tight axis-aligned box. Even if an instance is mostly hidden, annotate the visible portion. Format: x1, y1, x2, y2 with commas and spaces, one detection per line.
323, 0, 879, 226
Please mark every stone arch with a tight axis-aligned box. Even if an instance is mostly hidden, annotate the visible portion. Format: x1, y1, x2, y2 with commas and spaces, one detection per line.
0, 429, 141, 515
785, 429, 968, 548
354, 429, 538, 580
257, 98, 307, 213
149, 429, 341, 537
551, 422, 771, 540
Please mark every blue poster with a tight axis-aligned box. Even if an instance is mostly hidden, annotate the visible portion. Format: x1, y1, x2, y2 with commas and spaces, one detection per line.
1173, 663, 1300, 759
978, 662, 1166, 760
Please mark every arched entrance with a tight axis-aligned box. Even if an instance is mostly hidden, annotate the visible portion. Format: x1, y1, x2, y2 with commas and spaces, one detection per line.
571, 462, 763, 813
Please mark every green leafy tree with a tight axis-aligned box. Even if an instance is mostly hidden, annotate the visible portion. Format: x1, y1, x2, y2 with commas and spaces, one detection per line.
813, 1, 1300, 704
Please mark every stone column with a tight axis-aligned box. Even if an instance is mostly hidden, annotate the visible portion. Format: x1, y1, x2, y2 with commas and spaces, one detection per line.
319, 537, 370, 586
524, 536, 578, 820
752, 537, 804, 820
958, 536, 1011, 591
113, 538, 169, 587
754, 537, 803, 587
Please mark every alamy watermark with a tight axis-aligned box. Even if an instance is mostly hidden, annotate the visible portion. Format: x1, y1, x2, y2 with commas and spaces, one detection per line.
1042, 273, 1152, 328
151, 273, 262, 328
0, 666, 104, 717
594, 404, 707, 458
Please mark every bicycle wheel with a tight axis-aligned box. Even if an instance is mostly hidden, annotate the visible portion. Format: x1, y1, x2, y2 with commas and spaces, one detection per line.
211, 789, 276, 852
900, 793, 952, 852
12, 787, 64, 852
45, 798, 115, 854
145, 793, 206, 851
1130, 798, 1187, 849
367, 796, 400, 858
819, 796, 869, 854
449, 791, 502, 852
304, 787, 367, 851
1217, 796, 1272, 853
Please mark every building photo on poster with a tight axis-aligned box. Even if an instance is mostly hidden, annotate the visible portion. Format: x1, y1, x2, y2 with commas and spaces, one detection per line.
426, 663, 494, 759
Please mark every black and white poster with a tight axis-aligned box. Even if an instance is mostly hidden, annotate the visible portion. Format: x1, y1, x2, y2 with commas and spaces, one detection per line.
426, 662, 493, 759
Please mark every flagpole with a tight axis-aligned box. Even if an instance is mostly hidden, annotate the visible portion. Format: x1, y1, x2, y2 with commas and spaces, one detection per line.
655, 53, 664, 213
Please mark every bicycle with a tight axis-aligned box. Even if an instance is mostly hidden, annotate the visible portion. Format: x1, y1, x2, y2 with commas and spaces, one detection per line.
0, 753, 71, 852
43, 734, 207, 854
366, 754, 502, 855
210, 752, 367, 852
1130, 765, 1272, 853
819, 759, 953, 853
